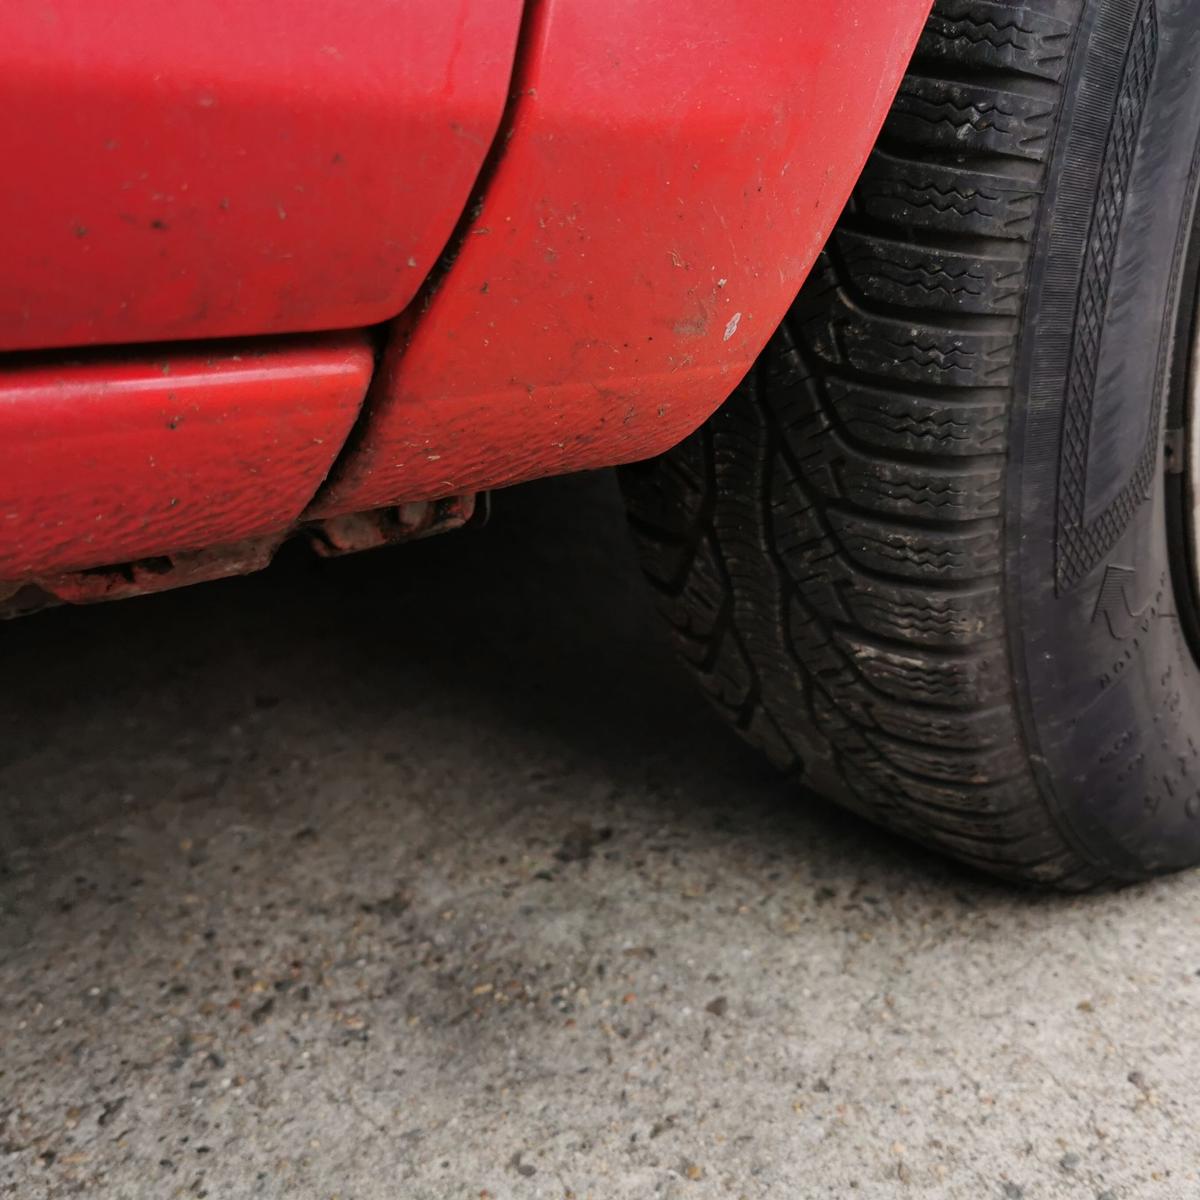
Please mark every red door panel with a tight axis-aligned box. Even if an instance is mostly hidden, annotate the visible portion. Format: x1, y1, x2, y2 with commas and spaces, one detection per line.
0, 0, 523, 352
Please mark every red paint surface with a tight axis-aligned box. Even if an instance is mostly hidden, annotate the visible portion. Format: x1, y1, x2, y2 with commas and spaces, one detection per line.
313, 0, 931, 515
0, 337, 372, 577
0, 0, 523, 352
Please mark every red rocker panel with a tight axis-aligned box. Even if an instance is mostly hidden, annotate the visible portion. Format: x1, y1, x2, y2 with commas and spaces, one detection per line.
0, 336, 372, 578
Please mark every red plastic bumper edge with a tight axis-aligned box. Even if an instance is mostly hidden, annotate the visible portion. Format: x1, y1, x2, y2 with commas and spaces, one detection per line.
310, 0, 932, 516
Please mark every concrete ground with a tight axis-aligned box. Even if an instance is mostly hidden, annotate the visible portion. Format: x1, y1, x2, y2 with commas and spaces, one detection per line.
2, 471, 1198, 1200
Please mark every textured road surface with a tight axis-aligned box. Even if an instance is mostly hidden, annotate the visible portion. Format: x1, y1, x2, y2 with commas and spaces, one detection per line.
3, 472, 1199, 1200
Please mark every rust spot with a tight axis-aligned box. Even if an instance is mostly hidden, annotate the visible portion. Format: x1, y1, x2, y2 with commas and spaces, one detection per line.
27, 535, 282, 608
673, 314, 708, 338
306, 496, 476, 556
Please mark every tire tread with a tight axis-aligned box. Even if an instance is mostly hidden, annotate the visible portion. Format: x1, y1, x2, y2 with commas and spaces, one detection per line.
622, 0, 1111, 887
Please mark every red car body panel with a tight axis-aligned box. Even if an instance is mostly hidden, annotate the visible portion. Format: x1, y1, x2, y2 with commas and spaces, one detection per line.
0, 336, 371, 578
0, 0, 931, 602
312, 0, 931, 514
0, 0, 522, 352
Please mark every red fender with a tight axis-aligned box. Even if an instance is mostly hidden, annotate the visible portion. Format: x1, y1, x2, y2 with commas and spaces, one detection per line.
312, 0, 932, 514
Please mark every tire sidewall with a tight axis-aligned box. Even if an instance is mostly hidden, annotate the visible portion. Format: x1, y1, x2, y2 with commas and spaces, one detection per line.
1009, 0, 1200, 875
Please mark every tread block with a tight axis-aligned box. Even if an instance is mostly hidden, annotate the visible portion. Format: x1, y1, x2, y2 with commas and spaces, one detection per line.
825, 376, 1009, 459
854, 153, 1040, 240
886, 76, 1056, 162
794, 267, 1017, 388
916, 0, 1076, 83
836, 227, 1027, 315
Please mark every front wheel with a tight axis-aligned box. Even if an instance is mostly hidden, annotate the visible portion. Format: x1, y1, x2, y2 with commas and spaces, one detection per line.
622, 0, 1200, 886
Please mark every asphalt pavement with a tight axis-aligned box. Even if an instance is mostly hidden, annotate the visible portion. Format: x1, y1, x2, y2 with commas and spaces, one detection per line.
2, 471, 1198, 1199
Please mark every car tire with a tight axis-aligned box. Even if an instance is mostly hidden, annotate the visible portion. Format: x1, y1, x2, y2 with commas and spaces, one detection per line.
620, 0, 1200, 886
